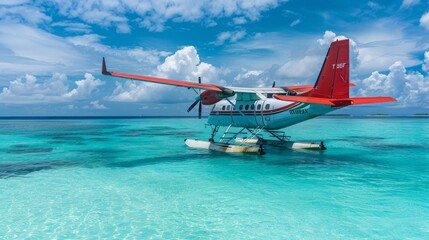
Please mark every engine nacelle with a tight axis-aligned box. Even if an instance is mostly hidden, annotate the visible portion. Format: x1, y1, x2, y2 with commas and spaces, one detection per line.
200, 88, 235, 105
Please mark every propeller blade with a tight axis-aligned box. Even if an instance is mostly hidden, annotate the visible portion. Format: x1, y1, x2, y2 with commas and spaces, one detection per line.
198, 100, 202, 119
272, 81, 276, 88
187, 100, 200, 112
198, 76, 202, 119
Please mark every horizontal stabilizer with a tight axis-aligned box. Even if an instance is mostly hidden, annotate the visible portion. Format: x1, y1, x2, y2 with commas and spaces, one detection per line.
274, 95, 396, 106
284, 83, 356, 93
342, 97, 397, 105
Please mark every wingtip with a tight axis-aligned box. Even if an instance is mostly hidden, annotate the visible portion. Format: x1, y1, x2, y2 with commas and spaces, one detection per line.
102, 57, 110, 75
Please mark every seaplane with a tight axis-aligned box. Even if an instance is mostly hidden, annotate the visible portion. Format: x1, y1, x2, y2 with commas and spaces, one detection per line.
102, 39, 396, 154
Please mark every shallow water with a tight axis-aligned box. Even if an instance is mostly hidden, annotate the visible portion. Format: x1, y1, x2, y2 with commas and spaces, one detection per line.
0, 117, 428, 239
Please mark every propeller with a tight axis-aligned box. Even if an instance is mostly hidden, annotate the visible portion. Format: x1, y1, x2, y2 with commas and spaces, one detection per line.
198, 77, 202, 119
187, 77, 202, 119
187, 96, 200, 112
272, 81, 276, 88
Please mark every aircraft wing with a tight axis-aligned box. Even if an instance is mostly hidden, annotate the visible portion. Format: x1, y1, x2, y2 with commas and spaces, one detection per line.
102, 58, 224, 92
274, 95, 396, 106
283, 83, 356, 93
103, 57, 355, 97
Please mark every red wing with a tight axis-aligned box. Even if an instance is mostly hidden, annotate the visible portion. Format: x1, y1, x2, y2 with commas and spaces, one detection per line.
284, 83, 356, 93
345, 97, 396, 105
284, 85, 314, 92
102, 58, 223, 92
274, 95, 396, 106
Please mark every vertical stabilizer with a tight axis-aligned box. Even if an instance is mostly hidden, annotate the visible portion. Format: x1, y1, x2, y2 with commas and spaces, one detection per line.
306, 39, 349, 99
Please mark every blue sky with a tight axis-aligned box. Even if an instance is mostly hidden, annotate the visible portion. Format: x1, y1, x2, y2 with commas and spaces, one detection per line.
0, 0, 428, 116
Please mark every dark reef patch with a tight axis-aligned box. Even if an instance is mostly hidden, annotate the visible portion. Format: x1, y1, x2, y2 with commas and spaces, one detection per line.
6, 144, 53, 154
0, 160, 74, 178
107, 153, 211, 168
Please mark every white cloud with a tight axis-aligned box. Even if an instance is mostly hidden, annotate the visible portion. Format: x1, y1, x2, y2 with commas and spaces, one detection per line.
0, 23, 169, 78
423, 51, 429, 72
0, 5, 51, 25
0, 23, 88, 76
317, 30, 350, 46
51, 21, 92, 33
212, 30, 246, 46
400, 0, 420, 8
233, 69, 266, 87
0, 73, 105, 104
43, 0, 282, 32
277, 56, 322, 78
289, 19, 300, 27
66, 34, 108, 52
358, 60, 429, 108
0, 0, 30, 5
420, 12, 429, 31
65, 33, 169, 67
232, 17, 247, 25
89, 100, 107, 109
63, 73, 105, 99
155, 46, 219, 83
368, 1, 382, 9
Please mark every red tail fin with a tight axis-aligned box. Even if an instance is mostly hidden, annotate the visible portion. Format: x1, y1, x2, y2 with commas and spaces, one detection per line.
306, 39, 349, 99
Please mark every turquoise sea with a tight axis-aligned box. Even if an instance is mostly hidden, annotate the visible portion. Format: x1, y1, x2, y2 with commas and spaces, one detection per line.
0, 117, 428, 239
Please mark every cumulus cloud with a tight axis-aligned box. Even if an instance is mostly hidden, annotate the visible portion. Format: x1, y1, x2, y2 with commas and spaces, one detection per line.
358, 59, 429, 108
63, 73, 105, 99
420, 12, 429, 31
0, 73, 105, 104
108, 46, 222, 102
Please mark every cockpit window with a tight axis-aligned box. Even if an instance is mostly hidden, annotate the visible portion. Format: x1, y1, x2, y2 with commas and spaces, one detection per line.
257, 104, 261, 110
227, 105, 231, 110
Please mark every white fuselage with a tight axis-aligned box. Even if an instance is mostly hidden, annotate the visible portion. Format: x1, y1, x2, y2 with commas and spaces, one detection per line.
208, 99, 340, 130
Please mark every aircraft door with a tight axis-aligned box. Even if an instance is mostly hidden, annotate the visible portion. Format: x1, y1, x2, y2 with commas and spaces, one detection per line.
254, 100, 265, 126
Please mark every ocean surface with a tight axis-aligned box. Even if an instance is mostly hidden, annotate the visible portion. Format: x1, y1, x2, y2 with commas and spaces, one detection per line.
0, 117, 428, 239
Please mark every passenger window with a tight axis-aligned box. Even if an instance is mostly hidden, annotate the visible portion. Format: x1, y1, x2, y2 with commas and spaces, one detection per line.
239, 105, 243, 110
227, 105, 231, 110
251, 105, 255, 110
265, 104, 270, 110
245, 105, 249, 110
257, 104, 261, 110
